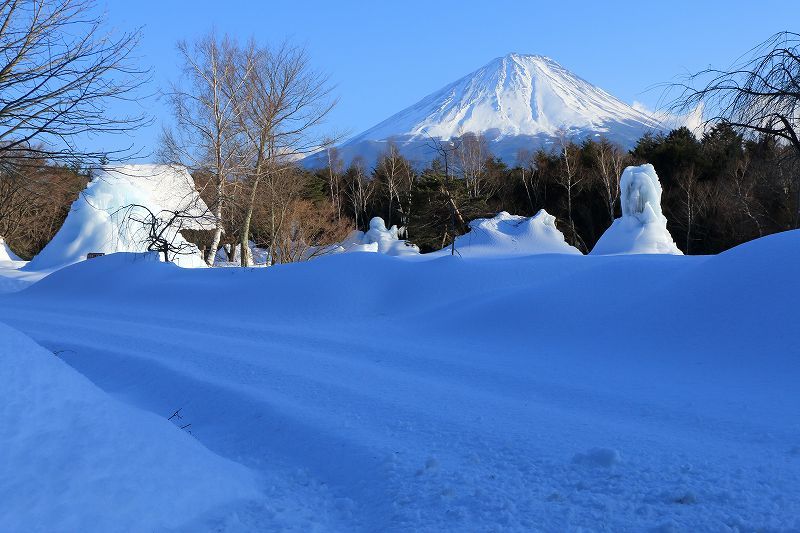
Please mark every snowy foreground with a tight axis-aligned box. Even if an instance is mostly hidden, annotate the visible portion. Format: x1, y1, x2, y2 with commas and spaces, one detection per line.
1, 231, 800, 531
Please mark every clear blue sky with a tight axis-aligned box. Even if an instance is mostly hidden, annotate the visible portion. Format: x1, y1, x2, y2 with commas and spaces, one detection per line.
96, 0, 797, 160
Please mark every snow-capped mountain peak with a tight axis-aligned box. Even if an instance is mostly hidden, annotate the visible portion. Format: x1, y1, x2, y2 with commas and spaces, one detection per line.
305, 53, 662, 168
359, 53, 659, 142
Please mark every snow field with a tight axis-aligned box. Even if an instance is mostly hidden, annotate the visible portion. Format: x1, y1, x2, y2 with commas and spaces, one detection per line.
0, 226, 798, 530
0, 321, 259, 532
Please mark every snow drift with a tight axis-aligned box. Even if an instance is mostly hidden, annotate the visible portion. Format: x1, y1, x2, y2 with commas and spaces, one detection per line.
2, 230, 800, 530
0, 320, 258, 532
591, 164, 682, 255
433, 210, 581, 257
26, 165, 213, 271
2, 228, 800, 530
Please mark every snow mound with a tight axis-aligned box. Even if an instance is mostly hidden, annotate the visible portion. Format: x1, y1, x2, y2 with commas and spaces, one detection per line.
591, 164, 682, 255
435, 210, 581, 257
25, 164, 212, 271
0, 236, 21, 262
0, 320, 258, 532
338, 217, 420, 257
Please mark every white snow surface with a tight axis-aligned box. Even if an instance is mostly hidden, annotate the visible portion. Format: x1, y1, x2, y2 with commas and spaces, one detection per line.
0, 238, 36, 293
305, 53, 662, 167
433, 209, 581, 257
1, 229, 799, 530
0, 236, 21, 262
0, 262, 45, 294
26, 164, 211, 271
591, 164, 683, 255
0, 319, 258, 533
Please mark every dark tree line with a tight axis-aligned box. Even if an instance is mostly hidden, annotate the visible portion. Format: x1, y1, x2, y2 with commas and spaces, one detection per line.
632, 125, 799, 254
0, 160, 86, 259
311, 126, 799, 255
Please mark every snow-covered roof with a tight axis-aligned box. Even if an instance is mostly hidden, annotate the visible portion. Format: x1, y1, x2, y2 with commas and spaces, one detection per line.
92, 165, 215, 231
25, 164, 212, 271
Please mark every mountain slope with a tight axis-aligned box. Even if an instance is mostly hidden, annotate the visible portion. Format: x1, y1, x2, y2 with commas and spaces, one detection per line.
306, 53, 662, 168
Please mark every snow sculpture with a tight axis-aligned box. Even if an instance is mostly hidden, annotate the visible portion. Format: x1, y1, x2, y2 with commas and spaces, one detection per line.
338, 217, 420, 257
621, 163, 665, 220
590, 164, 682, 255
434, 210, 581, 257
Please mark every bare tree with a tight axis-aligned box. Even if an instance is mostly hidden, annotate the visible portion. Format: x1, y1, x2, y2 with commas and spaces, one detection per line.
0, 0, 149, 168
0, 156, 85, 258
376, 140, 414, 227
344, 157, 374, 231
735, 152, 762, 234
0, 0, 148, 256
593, 137, 627, 222
119, 202, 208, 263
161, 33, 250, 265
396, 156, 417, 237
556, 129, 585, 250
515, 149, 537, 212
671, 31, 800, 226
427, 136, 466, 255
234, 41, 337, 266
455, 132, 489, 198
270, 198, 350, 263
325, 144, 344, 220
672, 164, 711, 254
261, 165, 305, 265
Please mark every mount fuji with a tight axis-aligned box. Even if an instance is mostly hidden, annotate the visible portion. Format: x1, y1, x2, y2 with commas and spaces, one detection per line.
305, 53, 663, 169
